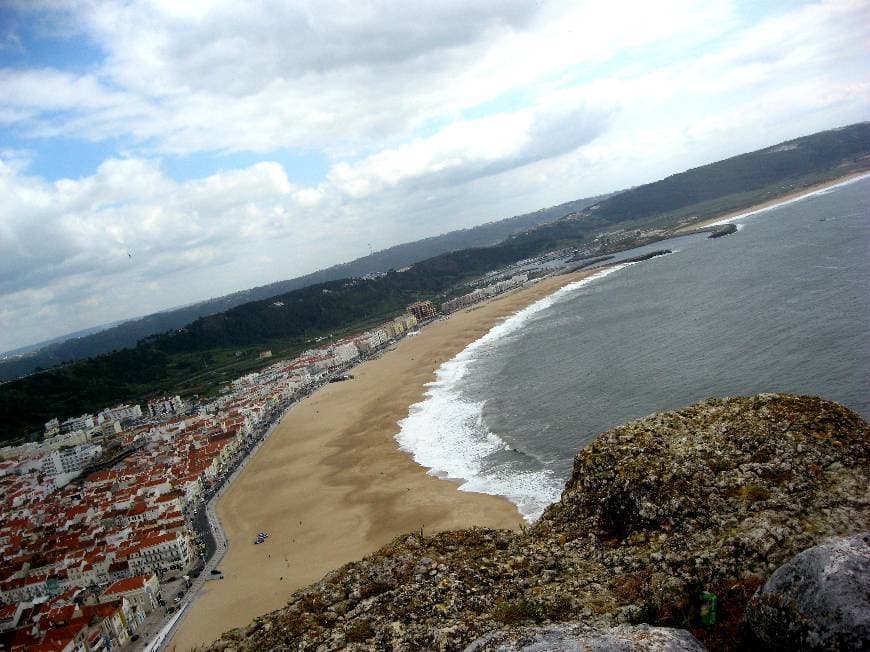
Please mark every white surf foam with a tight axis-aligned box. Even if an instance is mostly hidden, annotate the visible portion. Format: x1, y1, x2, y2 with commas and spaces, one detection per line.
395, 264, 631, 521
706, 172, 870, 227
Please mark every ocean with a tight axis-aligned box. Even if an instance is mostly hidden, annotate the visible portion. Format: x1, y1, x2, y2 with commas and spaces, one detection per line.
396, 175, 870, 521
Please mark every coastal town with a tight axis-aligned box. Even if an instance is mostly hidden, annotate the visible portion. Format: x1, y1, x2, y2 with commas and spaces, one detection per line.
2, 3, 868, 648
0, 250, 558, 651
0, 303, 431, 650
0, 220, 743, 651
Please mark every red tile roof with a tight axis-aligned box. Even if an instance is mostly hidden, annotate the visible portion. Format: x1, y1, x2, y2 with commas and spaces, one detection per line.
102, 573, 152, 595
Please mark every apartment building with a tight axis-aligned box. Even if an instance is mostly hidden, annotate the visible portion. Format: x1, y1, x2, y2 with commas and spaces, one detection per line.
40, 444, 102, 479
407, 300, 436, 321
147, 395, 185, 418
99, 573, 161, 617
97, 404, 143, 424
126, 531, 193, 576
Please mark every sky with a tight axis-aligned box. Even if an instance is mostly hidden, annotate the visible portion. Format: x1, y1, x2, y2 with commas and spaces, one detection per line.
0, 0, 868, 354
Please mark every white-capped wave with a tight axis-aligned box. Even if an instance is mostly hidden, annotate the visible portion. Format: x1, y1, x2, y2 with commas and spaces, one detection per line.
395, 265, 629, 521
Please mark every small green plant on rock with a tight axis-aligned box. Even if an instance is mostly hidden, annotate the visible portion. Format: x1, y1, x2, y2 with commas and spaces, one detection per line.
739, 484, 771, 503
492, 598, 544, 624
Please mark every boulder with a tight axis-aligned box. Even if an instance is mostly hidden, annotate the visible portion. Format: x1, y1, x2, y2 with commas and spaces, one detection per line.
464, 624, 706, 651
746, 532, 870, 650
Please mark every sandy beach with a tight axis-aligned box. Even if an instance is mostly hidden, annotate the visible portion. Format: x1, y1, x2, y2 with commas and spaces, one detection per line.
676, 169, 870, 231
169, 168, 870, 650
169, 270, 599, 650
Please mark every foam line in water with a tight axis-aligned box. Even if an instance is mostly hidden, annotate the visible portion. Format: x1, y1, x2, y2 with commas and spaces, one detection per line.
706, 172, 870, 227
395, 264, 631, 521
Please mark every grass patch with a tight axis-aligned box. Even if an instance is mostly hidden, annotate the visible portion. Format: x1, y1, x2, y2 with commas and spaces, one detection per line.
739, 485, 771, 503
492, 598, 544, 624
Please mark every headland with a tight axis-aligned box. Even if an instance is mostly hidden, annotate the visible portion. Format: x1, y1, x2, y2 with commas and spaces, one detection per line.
677, 170, 870, 231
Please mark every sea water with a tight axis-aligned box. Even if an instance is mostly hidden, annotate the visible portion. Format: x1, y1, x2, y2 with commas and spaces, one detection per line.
396, 175, 870, 521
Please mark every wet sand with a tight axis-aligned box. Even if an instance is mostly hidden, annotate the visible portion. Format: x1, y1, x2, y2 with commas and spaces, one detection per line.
169, 270, 599, 650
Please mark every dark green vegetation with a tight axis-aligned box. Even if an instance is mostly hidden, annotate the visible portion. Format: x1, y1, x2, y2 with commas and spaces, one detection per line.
0, 193, 609, 382
585, 122, 870, 227
1, 123, 869, 443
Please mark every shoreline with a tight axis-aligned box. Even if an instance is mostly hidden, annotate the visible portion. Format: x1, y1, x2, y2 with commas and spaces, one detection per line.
676, 169, 870, 231
169, 167, 869, 650
168, 270, 600, 650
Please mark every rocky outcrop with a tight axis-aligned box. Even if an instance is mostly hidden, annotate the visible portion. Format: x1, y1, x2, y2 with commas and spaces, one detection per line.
746, 532, 870, 650
707, 224, 737, 238
206, 394, 869, 651
464, 624, 706, 651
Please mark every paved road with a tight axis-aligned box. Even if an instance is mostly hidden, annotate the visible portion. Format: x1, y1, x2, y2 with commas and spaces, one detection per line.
150, 402, 295, 651
143, 359, 386, 650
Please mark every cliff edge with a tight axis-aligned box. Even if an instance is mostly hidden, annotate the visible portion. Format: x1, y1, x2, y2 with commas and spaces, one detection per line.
206, 394, 869, 651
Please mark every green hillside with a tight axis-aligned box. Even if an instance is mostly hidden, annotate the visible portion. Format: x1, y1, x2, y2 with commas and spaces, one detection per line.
588, 123, 870, 226
1, 122, 869, 443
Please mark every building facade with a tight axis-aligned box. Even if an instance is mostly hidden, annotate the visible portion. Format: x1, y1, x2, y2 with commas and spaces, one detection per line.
407, 300, 436, 322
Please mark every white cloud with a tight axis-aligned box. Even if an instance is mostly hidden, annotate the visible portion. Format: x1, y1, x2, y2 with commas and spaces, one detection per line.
0, 0, 868, 351
0, 157, 295, 294
327, 100, 609, 198
0, 0, 736, 155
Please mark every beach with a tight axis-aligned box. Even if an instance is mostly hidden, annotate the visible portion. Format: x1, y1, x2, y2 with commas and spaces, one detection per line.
169, 270, 599, 650
676, 169, 870, 231
168, 169, 870, 650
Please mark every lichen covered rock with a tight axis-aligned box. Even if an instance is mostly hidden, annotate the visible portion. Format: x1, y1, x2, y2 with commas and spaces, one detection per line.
746, 532, 870, 650
464, 623, 706, 651
206, 394, 869, 651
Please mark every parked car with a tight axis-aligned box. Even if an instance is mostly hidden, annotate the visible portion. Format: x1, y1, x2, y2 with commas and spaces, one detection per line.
210, 569, 222, 575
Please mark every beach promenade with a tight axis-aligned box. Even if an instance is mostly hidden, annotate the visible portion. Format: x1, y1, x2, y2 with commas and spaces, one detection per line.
167, 270, 601, 650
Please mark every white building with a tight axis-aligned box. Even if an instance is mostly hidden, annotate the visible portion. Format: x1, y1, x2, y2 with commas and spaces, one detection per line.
127, 532, 194, 575
98, 404, 142, 424
60, 414, 95, 433
147, 395, 185, 418
40, 443, 102, 478
330, 341, 360, 366
355, 328, 389, 353
232, 373, 260, 390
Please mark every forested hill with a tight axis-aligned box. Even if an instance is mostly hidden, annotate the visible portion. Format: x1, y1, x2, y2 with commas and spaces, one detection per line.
586, 122, 870, 225
1, 122, 869, 443
0, 215, 609, 443
0, 193, 607, 383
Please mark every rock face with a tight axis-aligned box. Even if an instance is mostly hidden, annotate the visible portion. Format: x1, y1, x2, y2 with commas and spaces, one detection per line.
464, 624, 706, 651
206, 394, 869, 651
746, 532, 870, 650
